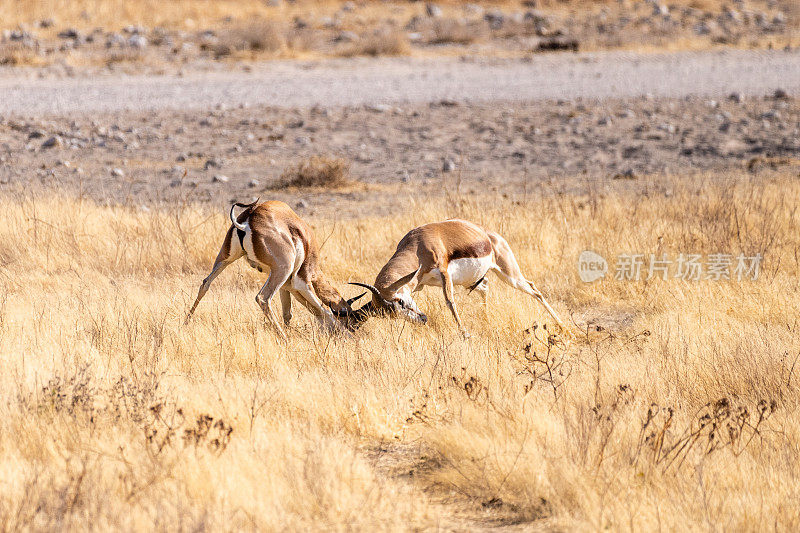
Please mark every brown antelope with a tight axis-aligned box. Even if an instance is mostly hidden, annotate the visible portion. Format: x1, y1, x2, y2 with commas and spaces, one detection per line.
350, 219, 565, 337
186, 200, 365, 337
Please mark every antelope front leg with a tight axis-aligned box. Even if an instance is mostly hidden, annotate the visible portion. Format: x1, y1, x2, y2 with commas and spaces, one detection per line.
292, 280, 345, 334
186, 257, 237, 324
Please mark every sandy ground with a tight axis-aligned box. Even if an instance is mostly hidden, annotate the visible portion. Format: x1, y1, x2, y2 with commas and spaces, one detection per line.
1, 92, 797, 218
1, 50, 799, 115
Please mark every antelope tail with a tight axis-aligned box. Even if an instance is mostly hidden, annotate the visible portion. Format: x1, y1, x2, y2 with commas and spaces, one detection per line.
229, 199, 259, 231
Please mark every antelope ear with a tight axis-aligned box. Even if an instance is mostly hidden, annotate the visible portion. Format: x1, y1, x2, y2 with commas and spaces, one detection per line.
387, 267, 421, 293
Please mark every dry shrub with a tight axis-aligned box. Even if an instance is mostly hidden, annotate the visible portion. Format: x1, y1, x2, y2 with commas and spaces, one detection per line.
0, 43, 45, 66
277, 156, 353, 188
205, 20, 286, 58
428, 19, 485, 45
338, 31, 410, 57
225, 20, 286, 53
105, 48, 145, 65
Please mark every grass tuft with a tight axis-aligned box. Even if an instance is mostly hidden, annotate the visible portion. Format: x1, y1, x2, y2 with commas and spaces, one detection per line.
277, 155, 354, 188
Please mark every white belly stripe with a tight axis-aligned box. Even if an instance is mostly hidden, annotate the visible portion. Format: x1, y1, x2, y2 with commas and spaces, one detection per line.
419, 256, 492, 288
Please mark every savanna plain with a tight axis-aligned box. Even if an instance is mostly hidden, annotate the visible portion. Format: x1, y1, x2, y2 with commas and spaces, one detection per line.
2, 169, 799, 530
3, 0, 800, 531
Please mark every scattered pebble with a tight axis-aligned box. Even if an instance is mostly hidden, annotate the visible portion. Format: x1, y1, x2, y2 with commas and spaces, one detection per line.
41, 136, 62, 148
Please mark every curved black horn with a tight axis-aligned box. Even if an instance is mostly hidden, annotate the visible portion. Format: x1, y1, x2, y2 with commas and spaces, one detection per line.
349, 282, 390, 306
347, 292, 367, 306
349, 282, 380, 295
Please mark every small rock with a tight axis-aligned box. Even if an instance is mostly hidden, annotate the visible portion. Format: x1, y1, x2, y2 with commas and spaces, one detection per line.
728, 92, 743, 103
41, 136, 62, 149
123, 25, 145, 35
28, 130, 46, 139
212, 174, 229, 183
105, 33, 125, 48
366, 103, 393, 113
296, 199, 308, 209
128, 34, 147, 49
426, 3, 443, 18
204, 158, 222, 170
336, 31, 359, 42
484, 10, 505, 29
657, 123, 676, 134
773, 88, 789, 100
58, 28, 80, 39
652, 3, 669, 16
111, 167, 124, 177
442, 159, 456, 172
613, 169, 637, 180
248, 179, 260, 188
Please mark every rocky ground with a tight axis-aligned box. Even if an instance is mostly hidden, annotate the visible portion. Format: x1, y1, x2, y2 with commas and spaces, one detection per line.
1, 93, 796, 217
1, 0, 797, 77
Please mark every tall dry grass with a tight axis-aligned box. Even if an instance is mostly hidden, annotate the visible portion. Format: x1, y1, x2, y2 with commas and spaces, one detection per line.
1, 171, 799, 529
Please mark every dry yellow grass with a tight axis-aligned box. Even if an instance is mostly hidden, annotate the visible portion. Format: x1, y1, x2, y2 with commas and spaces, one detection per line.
2, 0, 767, 33
1, 170, 799, 529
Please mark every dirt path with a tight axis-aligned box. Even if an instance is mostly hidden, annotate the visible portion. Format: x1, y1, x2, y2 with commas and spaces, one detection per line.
1, 49, 798, 115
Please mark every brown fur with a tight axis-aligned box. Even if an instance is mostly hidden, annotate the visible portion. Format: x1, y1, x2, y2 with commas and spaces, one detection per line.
364, 218, 565, 335
186, 200, 351, 336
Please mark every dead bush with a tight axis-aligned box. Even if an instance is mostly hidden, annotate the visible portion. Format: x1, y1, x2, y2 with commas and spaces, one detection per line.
0, 43, 44, 66
207, 20, 286, 58
338, 31, 409, 57
277, 156, 353, 189
428, 19, 485, 45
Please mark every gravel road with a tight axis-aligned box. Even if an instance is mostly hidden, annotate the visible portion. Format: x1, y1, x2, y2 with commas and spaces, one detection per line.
1, 49, 799, 115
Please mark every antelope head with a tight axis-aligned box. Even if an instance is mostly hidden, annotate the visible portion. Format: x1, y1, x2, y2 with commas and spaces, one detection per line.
349, 268, 428, 326
328, 290, 371, 331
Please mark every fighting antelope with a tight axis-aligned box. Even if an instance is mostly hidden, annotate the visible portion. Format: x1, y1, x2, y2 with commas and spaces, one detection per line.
350, 219, 565, 337
186, 200, 364, 337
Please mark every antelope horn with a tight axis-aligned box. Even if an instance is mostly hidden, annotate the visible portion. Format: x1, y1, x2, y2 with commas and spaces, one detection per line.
347, 292, 367, 306
349, 282, 390, 306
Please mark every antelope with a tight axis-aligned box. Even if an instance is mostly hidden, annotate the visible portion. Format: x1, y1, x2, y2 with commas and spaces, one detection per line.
186, 200, 365, 337
350, 219, 566, 337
